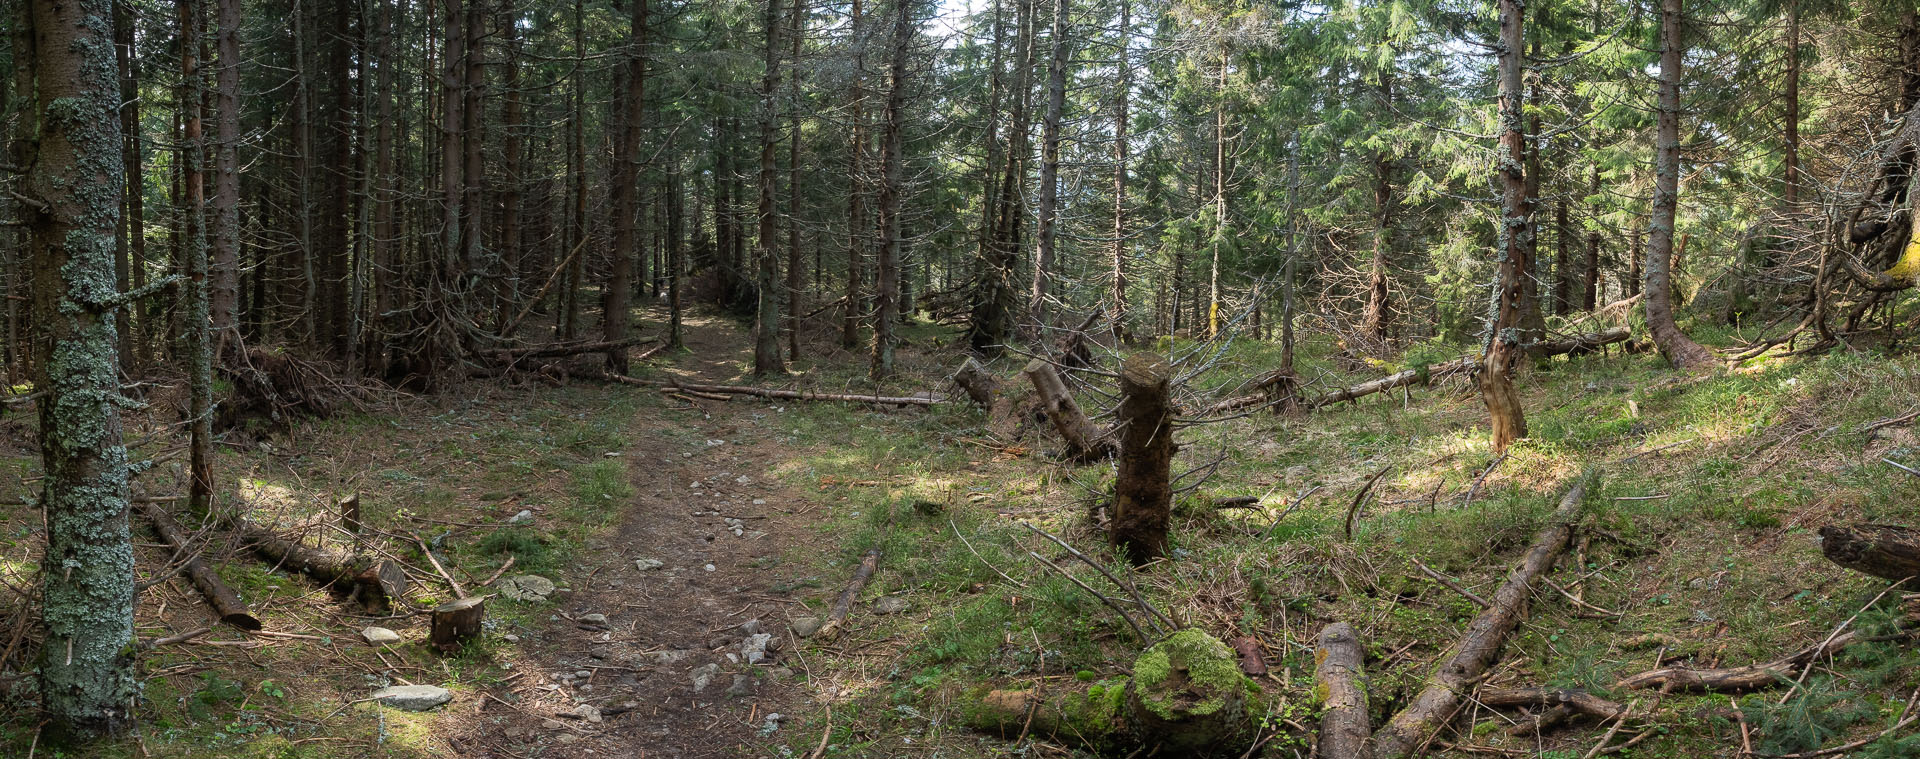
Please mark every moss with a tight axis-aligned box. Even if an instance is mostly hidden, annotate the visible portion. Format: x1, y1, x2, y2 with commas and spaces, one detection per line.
1130, 629, 1255, 721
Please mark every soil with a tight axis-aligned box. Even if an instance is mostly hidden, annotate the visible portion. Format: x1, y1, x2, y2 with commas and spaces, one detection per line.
453, 313, 826, 759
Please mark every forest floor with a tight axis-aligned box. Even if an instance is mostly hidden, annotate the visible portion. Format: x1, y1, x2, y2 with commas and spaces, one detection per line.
2, 306, 1919, 759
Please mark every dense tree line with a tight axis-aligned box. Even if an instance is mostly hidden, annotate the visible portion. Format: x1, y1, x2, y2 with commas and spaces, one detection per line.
2, 0, 1919, 738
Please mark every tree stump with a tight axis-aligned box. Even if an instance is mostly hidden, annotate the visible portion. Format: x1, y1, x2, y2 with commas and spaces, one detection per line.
1023, 359, 1111, 462
1125, 630, 1257, 754
1111, 353, 1173, 564
430, 596, 487, 651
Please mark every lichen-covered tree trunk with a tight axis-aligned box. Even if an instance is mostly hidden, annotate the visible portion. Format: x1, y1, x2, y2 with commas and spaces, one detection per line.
1481, 0, 1530, 452
1644, 0, 1715, 370
28, 0, 138, 736
180, 0, 215, 519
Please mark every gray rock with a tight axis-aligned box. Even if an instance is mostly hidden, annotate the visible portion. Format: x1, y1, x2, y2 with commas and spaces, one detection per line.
690, 663, 720, 692
765, 667, 795, 681
371, 684, 452, 711
509, 509, 535, 525
739, 618, 763, 636
741, 633, 773, 664
872, 596, 909, 615
569, 703, 603, 723
578, 613, 608, 625
790, 616, 824, 638
726, 674, 753, 697
499, 575, 557, 602
360, 626, 402, 645
634, 558, 665, 571
556, 734, 580, 745
654, 649, 694, 665
574, 669, 592, 679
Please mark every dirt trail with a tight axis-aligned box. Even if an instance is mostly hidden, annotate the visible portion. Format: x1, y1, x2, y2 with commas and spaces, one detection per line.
458, 312, 821, 758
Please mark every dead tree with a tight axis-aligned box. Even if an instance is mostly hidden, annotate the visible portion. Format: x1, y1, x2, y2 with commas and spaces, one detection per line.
1110, 353, 1172, 564
1023, 358, 1112, 461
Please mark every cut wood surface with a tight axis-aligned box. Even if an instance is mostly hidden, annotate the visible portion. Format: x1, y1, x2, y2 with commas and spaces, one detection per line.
137, 502, 262, 631
1369, 481, 1587, 759
1819, 523, 1920, 583
1315, 621, 1370, 759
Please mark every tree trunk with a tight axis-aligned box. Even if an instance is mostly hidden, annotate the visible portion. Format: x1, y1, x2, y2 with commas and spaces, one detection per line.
1207, 51, 1227, 339
1482, 0, 1530, 452
869, 0, 910, 380
969, 0, 1032, 354
1645, 0, 1715, 369
114, 1, 146, 370
29, 0, 138, 734
180, 0, 215, 519
1111, 353, 1172, 564
1554, 198, 1571, 316
1364, 72, 1394, 341
755, 0, 786, 375
607, 0, 647, 374
843, 0, 867, 350
1111, 0, 1130, 342
1023, 359, 1110, 461
1027, 0, 1070, 330
786, 0, 806, 361
1585, 164, 1600, 310
210, 0, 240, 353
137, 502, 261, 630
1783, 0, 1801, 208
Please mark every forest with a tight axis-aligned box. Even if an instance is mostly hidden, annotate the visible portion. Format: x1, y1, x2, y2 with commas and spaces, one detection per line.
2, 0, 1920, 755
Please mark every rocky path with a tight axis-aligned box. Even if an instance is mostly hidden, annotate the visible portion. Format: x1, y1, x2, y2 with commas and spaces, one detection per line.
456, 313, 826, 759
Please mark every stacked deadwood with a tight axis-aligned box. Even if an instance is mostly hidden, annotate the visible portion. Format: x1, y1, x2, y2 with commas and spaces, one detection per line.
1203, 326, 1630, 416
1315, 481, 1589, 759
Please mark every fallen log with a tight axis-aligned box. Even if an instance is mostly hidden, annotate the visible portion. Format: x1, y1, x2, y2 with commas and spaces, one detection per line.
137, 502, 262, 631
1315, 622, 1370, 759
1369, 480, 1588, 759
230, 516, 407, 611
814, 548, 881, 641
481, 335, 657, 361
1023, 359, 1113, 462
1819, 523, 1920, 584
1477, 687, 1625, 721
1202, 327, 1631, 416
603, 372, 942, 407
1614, 608, 1920, 693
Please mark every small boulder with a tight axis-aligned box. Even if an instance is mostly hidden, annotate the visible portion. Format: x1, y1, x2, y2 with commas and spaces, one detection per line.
790, 616, 824, 638
578, 613, 608, 625
371, 684, 452, 711
872, 596, 910, 615
690, 663, 720, 692
726, 674, 753, 697
741, 633, 773, 664
360, 626, 402, 646
499, 575, 556, 602
634, 558, 665, 571
509, 509, 535, 525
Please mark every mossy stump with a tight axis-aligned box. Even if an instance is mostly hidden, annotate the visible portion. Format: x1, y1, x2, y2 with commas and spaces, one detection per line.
1124, 630, 1258, 754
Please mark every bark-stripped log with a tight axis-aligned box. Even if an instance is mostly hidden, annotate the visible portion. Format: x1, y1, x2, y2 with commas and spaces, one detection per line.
1369, 481, 1588, 759
230, 516, 406, 611
137, 502, 262, 630
1203, 327, 1630, 416
1023, 359, 1113, 462
1111, 354, 1173, 564
1820, 524, 1920, 584
952, 357, 1030, 438
1315, 622, 1370, 759
604, 373, 942, 406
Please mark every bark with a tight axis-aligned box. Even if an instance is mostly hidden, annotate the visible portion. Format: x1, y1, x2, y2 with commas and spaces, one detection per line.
211, 0, 240, 350
1644, 0, 1715, 370
1027, 0, 1070, 329
136, 502, 261, 630
668, 172, 686, 348
29, 0, 139, 734
1207, 51, 1227, 339
181, 0, 215, 520
1585, 165, 1600, 310
843, 0, 867, 350
494, 0, 524, 338
113, 0, 137, 369
1110, 353, 1172, 564
869, 0, 910, 380
815, 548, 881, 641
755, 0, 785, 375
607, 0, 647, 375
1819, 524, 1920, 584
1023, 358, 1112, 462
368, 0, 397, 368
1481, 0, 1531, 452
430, 596, 486, 651
1369, 481, 1587, 759
1315, 622, 1370, 759
1364, 148, 1393, 341
1783, 1, 1800, 207
1111, 0, 1131, 342
1553, 199, 1571, 316
786, 0, 806, 361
